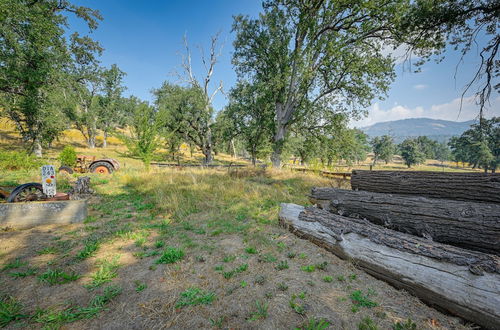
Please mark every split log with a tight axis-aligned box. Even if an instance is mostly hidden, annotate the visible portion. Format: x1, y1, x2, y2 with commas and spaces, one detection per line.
310, 187, 500, 255
351, 170, 500, 203
279, 203, 500, 329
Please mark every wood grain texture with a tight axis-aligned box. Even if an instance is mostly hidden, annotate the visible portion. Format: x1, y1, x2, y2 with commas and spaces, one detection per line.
310, 187, 500, 255
279, 203, 500, 329
351, 170, 500, 203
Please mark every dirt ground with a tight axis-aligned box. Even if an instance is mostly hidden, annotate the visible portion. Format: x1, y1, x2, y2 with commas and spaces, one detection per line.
0, 169, 473, 330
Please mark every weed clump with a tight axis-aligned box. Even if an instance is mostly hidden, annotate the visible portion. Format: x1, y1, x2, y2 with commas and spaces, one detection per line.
350, 290, 378, 308
38, 269, 80, 285
0, 295, 26, 327
176, 288, 216, 308
222, 264, 248, 279
392, 319, 417, 330
155, 247, 185, 264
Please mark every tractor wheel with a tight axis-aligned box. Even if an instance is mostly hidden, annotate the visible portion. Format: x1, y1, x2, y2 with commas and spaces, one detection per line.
89, 161, 114, 174
7, 183, 46, 203
58, 166, 74, 174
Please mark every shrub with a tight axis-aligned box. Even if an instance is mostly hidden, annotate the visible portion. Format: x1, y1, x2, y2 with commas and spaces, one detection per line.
58, 146, 77, 167
0, 151, 42, 171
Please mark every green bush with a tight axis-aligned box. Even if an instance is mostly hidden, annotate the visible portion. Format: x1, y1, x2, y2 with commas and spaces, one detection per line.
0, 151, 42, 171
58, 146, 77, 167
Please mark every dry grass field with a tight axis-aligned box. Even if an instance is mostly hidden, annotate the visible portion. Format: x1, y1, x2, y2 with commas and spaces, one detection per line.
0, 123, 478, 329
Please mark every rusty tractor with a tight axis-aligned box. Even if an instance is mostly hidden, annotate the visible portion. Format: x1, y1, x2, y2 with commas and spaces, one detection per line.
58, 155, 120, 175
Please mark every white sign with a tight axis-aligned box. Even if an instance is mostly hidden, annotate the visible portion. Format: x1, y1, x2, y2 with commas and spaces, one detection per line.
41, 165, 56, 197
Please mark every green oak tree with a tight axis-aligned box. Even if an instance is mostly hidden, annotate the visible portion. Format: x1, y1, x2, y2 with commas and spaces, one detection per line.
153, 83, 209, 164
399, 138, 426, 168
117, 97, 163, 170
97, 64, 127, 148
219, 81, 274, 165
449, 117, 499, 172
371, 135, 395, 164
232, 0, 413, 167
0, 0, 102, 156
63, 33, 104, 149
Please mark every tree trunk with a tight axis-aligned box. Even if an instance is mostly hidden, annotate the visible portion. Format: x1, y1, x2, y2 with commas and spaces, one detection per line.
279, 203, 500, 330
351, 170, 500, 203
272, 102, 287, 168
103, 130, 108, 148
231, 139, 236, 158
310, 187, 500, 255
86, 125, 96, 149
271, 123, 286, 168
251, 145, 257, 166
202, 127, 213, 165
33, 137, 43, 158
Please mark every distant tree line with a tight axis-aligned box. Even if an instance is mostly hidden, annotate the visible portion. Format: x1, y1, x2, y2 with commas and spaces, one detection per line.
368, 117, 499, 172
1, 0, 497, 169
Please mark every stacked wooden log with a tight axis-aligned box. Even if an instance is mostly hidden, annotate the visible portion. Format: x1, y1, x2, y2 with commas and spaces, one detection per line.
280, 170, 500, 329
351, 170, 500, 203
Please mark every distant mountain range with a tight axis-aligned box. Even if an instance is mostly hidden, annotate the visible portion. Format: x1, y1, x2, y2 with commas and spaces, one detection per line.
360, 118, 475, 143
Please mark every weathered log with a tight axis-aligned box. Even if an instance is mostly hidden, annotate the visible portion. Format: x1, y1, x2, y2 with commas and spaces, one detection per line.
69, 176, 94, 199
279, 203, 500, 329
310, 187, 500, 255
351, 170, 500, 203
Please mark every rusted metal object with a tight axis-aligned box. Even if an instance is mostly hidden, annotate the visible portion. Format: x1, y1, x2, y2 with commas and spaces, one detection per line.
46, 192, 70, 201
0, 188, 10, 200
0, 183, 68, 203
58, 155, 120, 175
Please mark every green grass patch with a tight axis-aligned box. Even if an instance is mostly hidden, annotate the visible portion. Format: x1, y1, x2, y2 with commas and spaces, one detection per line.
298, 318, 330, 330
222, 263, 248, 279
392, 319, 417, 330
175, 288, 216, 308
249, 300, 268, 320
0, 295, 27, 327
76, 239, 100, 260
38, 269, 80, 285
322, 276, 333, 283
301, 265, 316, 272
275, 260, 289, 270
244, 246, 257, 254
2, 259, 27, 271
33, 285, 122, 326
135, 281, 147, 292
359, 317, 378, 330
350, 290, 378, 308
155, 247, 185, 264
37, 246, 58, 255
86, 256, 120, 289
9, 268, 37, 278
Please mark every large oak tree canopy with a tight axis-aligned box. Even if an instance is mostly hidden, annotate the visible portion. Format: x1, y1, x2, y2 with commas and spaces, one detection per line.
232, 0, 408, 167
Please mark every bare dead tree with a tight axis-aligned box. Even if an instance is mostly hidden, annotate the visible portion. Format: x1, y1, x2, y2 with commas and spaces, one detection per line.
176, 33, 224, 164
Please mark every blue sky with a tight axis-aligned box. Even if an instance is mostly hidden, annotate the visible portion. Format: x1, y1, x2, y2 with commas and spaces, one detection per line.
70, 0, 499, 127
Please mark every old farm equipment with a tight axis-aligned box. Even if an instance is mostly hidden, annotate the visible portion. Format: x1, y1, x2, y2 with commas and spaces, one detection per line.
58, 155, 120, 175
0, 183, 68, 203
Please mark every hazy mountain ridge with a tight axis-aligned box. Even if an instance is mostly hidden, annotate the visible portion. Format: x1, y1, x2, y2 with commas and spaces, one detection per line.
360, 118, 475, 143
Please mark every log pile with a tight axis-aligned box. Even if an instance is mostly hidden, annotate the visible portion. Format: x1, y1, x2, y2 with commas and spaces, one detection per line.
280, 170, 500, 329
351, 170, 500, 203
279, 204, 500, 329
310, 187, 500, 255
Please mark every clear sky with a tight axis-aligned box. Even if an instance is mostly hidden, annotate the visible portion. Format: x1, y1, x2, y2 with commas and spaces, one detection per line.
70, 0, 499, 127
